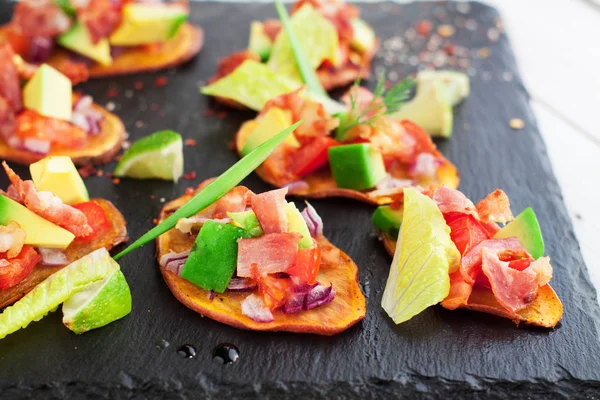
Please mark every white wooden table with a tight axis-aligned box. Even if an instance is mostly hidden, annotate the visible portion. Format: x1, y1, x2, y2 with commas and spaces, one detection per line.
485, 0, 600, 294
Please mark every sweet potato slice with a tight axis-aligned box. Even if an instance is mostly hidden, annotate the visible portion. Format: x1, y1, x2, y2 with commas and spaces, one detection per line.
0, 23, 202, 78
156, 185, 366, 335
0, 198, 128, 309
235, 118, 459, 205
380, 233, 563, 328
0, 99, 125, 166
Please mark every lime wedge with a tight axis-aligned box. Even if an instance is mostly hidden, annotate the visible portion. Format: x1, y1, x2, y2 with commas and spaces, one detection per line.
63, 269, 132, 334
114, 130, 183, 182
381, 188, 460, 324
268, 3, 339, 82
0, 248, 123, 339
201, 60, 300, 111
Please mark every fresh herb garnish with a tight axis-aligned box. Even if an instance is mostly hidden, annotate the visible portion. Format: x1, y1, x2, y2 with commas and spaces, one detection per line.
335, 73, 416, 141
113, 121, 302, 260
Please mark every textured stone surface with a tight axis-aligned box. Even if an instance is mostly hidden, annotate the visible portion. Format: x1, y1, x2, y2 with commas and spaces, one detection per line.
1, 2, 600, 399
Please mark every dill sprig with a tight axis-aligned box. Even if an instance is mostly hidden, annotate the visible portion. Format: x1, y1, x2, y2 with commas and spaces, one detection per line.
335, 72, 415, 141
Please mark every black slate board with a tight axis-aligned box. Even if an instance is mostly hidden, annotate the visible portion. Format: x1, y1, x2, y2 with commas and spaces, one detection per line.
1, 2, 600, 398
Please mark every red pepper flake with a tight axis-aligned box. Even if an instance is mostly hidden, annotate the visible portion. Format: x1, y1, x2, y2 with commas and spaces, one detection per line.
112, 178, 120, 185
203, 109, 215, 117
217, 111, 227, 119
159, 111, 166, 117
78, 165, 97, 178
384, 80, 393, 89
96, 169, 104, 177
114, 155, 122, 162
150, 194, 156, 199
135, 120, 144, 128
151, 103, 159, 111
134, 81, 144, 90
107, 88, 118, 98
184, 139, 197, 147
444, 43, 456, 55
416, 20, 432, 36
106, 172, 113, 178
155, 76, 168, 87
152, 218, 158, 225
183, 171, 197, 180
184, 187, 195, 196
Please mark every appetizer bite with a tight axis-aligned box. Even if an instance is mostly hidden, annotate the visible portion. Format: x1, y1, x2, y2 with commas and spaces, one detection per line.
376, 187, 563, 328
0, 156, 127, 315
234, 82, 458, 205
1, 0, 203, 78
0, 44, 125, 165
157, 183, 365, 334
207, 0, 377, 108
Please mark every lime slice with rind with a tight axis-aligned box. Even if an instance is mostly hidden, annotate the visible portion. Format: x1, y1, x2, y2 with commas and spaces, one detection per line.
0, 248, 124, 339
114, 130, 183, 182
381, 188, 460, 324
63, 269, 132, 334
268, 3, 339, 82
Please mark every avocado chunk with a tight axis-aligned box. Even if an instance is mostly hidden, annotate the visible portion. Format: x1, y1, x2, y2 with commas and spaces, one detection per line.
109, 3, 188, 46
391, 80, 453, 137
180, 221, 253, 293
30, 156, 89, 205
241, 106, 300, 156
494, 207, 545, 259
227, 210, 263, 237
285, 202, 313, 249
58, 22, 112, 66
372, 205, 404, 240
23, 64, 72, 121
0, 195, 75, 249
417, 70, 470, 106
328, 143, 387, 191
249, 21, 273, 62
350, 18, 375, 54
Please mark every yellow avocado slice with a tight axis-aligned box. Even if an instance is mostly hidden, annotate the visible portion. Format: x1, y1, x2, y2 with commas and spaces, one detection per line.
23, 64, 72, 121
240, 107, 300, 155
58, 22, 112, 66
0, 195, 75, 249
30, 156, 89, 206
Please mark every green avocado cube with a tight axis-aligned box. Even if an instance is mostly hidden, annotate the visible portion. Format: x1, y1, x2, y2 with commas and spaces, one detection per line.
328, 143, 387, 191
180, 221, 253, 293
227, 210, 263, 238
494, 207, 545, 259
372, 205, 404, 240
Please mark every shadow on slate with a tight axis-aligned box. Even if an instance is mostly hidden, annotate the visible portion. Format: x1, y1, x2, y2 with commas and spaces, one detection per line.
1, 1, 600, 399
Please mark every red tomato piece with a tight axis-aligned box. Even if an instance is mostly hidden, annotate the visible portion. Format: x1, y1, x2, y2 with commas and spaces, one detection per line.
16, 110, 87, 149
444, 212, 491, 255
287, 244, 321, 285
290, 136, 339, 177
72, 201, 111, 242
0, 245, 41, 289
251, 265, 292, 311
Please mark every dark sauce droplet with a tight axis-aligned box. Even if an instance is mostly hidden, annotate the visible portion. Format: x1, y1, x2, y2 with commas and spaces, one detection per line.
212, 343, 239, 365
155, 339, 170, 349
177, 344, 197, 359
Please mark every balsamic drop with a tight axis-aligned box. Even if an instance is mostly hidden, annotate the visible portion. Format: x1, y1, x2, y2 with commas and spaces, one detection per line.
177, 344, 197, 359
212, 343, 240, 365
155, 339, 170, 349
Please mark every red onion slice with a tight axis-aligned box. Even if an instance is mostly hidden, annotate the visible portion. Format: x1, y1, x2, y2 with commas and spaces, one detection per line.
409, 153, 442, 179
160, 249, 190, 275
301, 202, 323, 238
305, 284, 336, 310
283, 280, 335, 314
227, 277, 257, 291
72, 95, 104, 135
283, 180, 309, 194
241, 294, 274, 323
29, 37, 54, 63
22, 138, 51, 155
38, 248, 68, 266
375, 174, 414, 190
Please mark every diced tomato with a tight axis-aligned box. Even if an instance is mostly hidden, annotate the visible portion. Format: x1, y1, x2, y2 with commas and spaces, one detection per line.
498, 249, 534, 271
251, 265, 292, 310
0, 246, 41, 289
444, 212, 490, 255
290, 137, 339, 177
72, 201, 111, 242
250, 188, 289, 234
237, 232, 302, 277
4, 30, 32, 58
287, 244, 321, 285
16, 110, 87, 149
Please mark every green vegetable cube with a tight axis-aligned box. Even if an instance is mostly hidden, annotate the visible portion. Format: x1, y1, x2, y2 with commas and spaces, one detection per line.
328, 143, 386, 191
372, 205, 404, 240
180, 221, 253, 293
